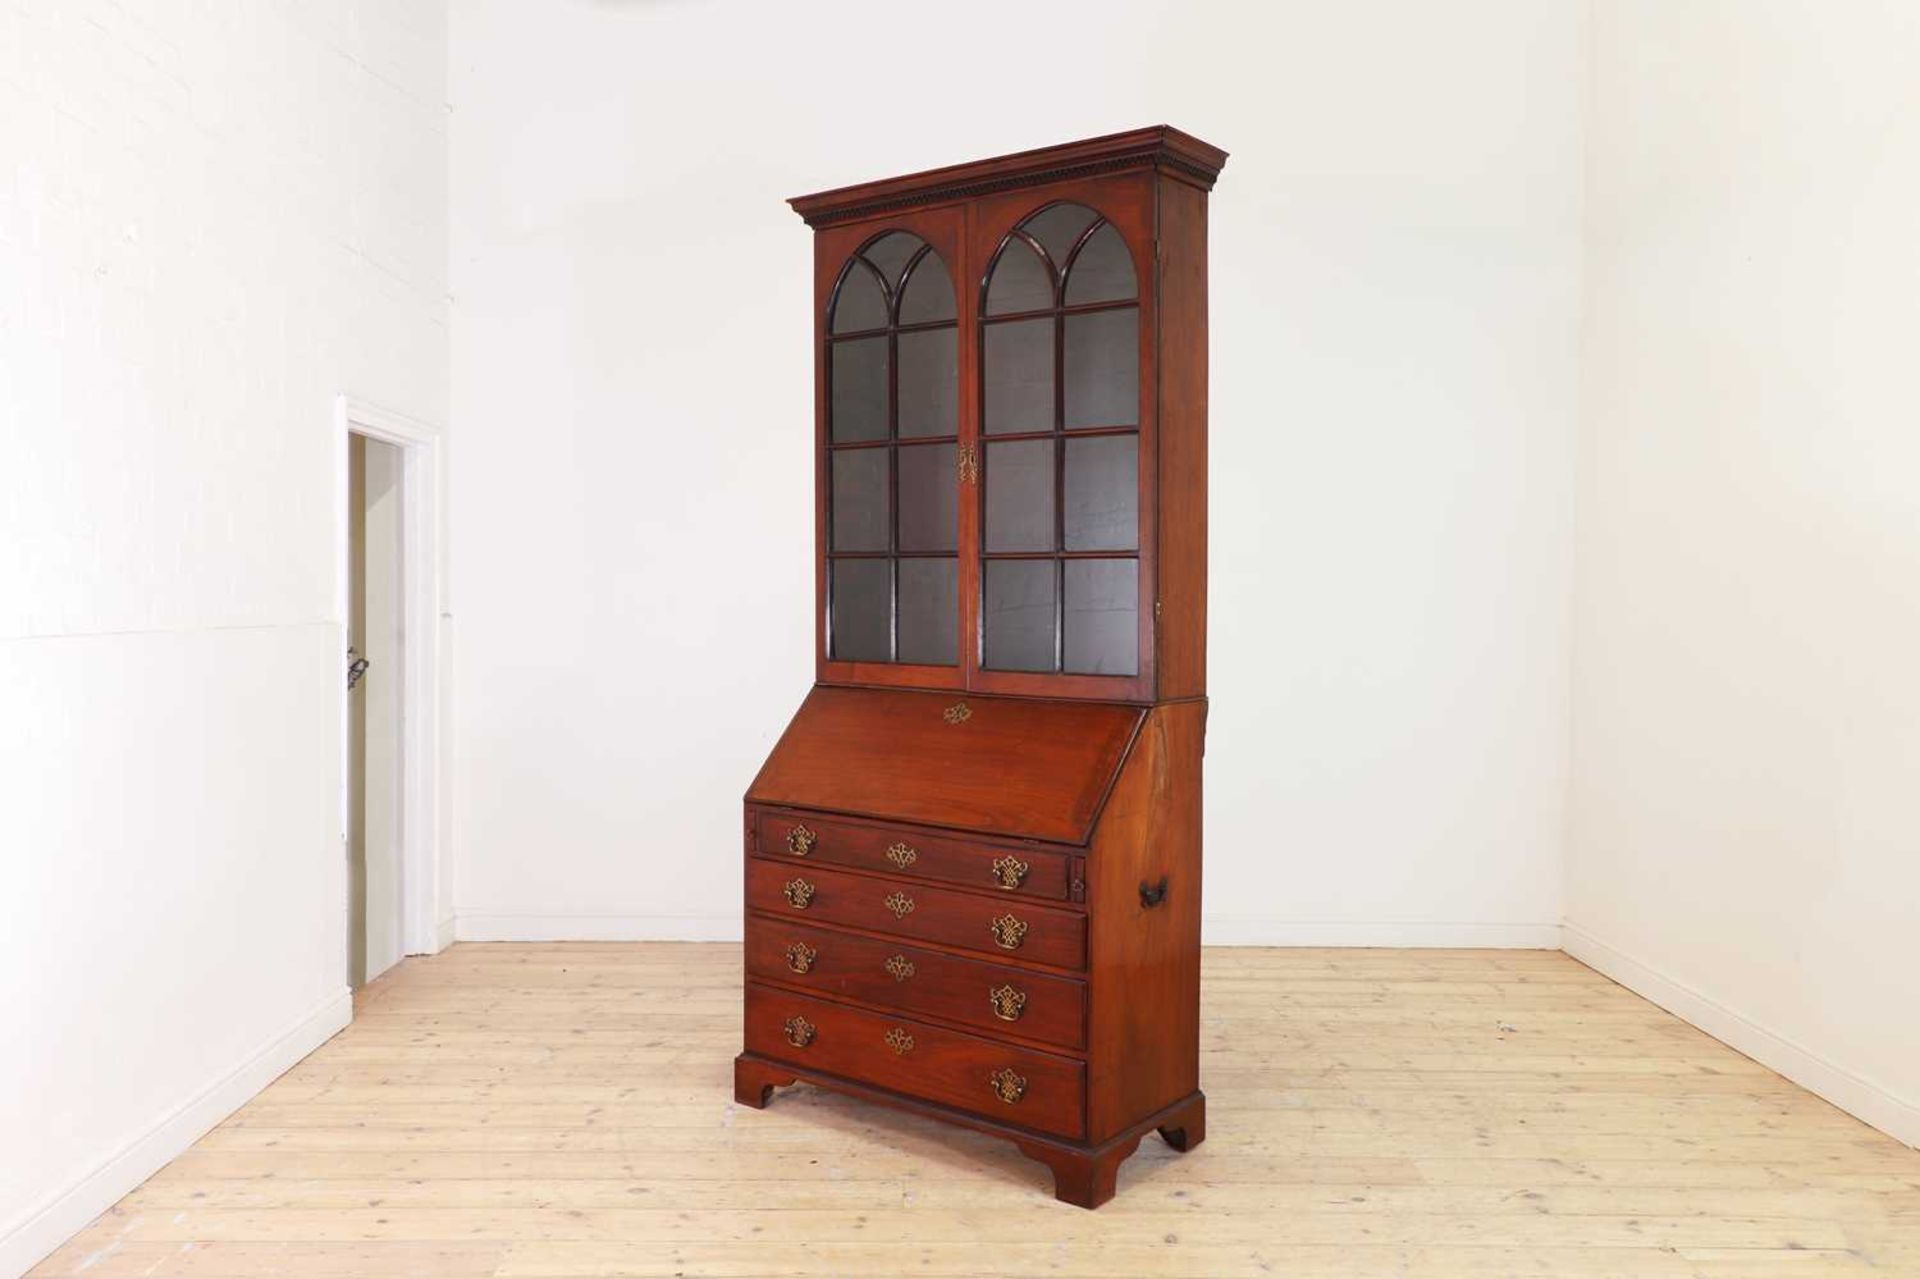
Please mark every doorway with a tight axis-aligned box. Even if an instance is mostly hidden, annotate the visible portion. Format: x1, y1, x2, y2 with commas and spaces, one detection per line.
347, 433, 406, 987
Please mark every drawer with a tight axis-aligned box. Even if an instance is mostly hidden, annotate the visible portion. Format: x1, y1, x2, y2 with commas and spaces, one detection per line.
746, 859, 1085, 970
746, 919, 1086, 1050
753, 809, 1072, 901
745, 983, 1085, 1139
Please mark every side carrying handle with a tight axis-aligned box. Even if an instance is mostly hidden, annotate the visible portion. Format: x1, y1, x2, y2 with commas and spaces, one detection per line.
1139, 875, 1170, 909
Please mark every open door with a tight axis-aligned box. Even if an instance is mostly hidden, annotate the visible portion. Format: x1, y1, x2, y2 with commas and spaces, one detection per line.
347, 433, 405, 988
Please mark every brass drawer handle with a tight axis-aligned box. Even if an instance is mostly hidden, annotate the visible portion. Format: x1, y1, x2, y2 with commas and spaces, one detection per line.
988, 1067, 1027, 1104
883, 1027, 914, 1055
885, 842, 918, 869
783, 1015, 814, 1048
990, 855, 1029, 890
989, 984, 1028, 1022
784, 942, 816, 974
782, 878, 815, 910
883, 891, 916, 919
883, 954, 915, 981
785, 824, 816, 856
987, 913, 1028, 950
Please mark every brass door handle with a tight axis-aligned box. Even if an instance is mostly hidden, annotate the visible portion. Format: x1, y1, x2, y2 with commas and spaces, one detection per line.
990, 855, 1029, 890
883, 891, 915, 919
987, 913, 1028, 950
988, 1067, 1027, 1104
989, 984, 1027, 1022
784, 942, 817, 974
786, 824, 816, 856
783, 878, 815, 909
783, 1015, 814, 1048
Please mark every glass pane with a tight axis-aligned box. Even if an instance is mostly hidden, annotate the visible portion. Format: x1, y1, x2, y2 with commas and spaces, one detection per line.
983, 317, 1053, 435
983, 560, 1056, 672
831, 558, 891, 663
1063, 558, 1137, 675
898, 253, 956, 324
1021, 203, 1099, 271
897, 443, 956, 553
1064, 434, 1138, 551
897, 329, 956, 438
831, 261, 888, 333
830, 448, 888, 552
861, 232, 921, 289
830, 336, 888, 442
897, 557, 957, 666
1063, 309, 1138, 428
984, 439, 1054, 553
985, 238, 1053, 315
1064, 222, 1136, 305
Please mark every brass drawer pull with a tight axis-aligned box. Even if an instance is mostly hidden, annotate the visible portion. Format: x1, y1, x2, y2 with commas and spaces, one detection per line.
988, 1067, 1027, 1104
883, 954, 915, 981
784, 942, 817, 974
988, 984, 1028, 1022
883, 891, 916, 919
785, 824, 816, 856
987, 913, 1028, 950
782, 878, 815, 910
990, 855, 1030, 890
883, 1027, 914, 1055
884, 842, 918, 869
783, 1015, 814, 1048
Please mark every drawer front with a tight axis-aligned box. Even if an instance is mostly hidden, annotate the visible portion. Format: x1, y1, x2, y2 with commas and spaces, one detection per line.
747, 860, 1085, 970
746, 983, 1084, 1139
754, 810, 1072, 901
746, 919, 1086, 1050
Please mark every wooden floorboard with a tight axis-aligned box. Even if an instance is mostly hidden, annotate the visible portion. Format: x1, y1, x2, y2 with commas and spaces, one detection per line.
31, 944, 1920, 1278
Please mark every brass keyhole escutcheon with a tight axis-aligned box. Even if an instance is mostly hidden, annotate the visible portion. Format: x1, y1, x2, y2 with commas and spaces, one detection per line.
988, 1067, 1027, 1104
883, 955, 915, 981
988, 984, 1028, 1022
990, 855, 1029, 890
883, 1027, 914, 1055
783, 878, 815, 910
942, 701, 971, 725
783, 1015, 814, 1049
987, 913, 1028, 950
784, 941, 817, 974
883, 891, 916, 920
786, 824, 816, 856
885, 842, 918, 869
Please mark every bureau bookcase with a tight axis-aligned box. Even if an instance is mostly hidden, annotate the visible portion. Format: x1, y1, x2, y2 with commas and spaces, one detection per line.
736, 127, 1226, 1208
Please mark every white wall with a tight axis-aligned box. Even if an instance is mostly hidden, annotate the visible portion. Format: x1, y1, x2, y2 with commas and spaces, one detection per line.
448, 0, 1585, 946
0, 3, 448, 1271
1567, 0, 1920, 1145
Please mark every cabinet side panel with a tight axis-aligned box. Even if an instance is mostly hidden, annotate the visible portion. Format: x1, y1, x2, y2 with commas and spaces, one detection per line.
1153, 178, 1209, 700
1085, 699, 1205, 1140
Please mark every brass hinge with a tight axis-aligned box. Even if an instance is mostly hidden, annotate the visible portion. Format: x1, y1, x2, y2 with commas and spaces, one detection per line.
956, 442, 979, 485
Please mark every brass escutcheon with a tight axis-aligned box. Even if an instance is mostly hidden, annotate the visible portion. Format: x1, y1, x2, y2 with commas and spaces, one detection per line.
990, 855, 1030, 890
883, 891, 916, 919
885, 842, 918, 869
988, 1067, 1027, 1104
883, 954, 915, 982
783, 1015, 814, 1048
942, 701, 971, 725
782, 878, 815, 910
988, 984, 1028, 1022
786, 824, 816, 856
883, 1027, 914, 1055
784, 941, 816, 974
987, 913, 1028, 950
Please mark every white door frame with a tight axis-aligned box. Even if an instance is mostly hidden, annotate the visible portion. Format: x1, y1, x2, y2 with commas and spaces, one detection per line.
334, 395, 449, 958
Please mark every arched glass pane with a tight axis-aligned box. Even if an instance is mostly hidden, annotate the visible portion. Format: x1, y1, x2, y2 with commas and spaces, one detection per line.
1021, 203, 1099, 271
1064, 222, 1136, 305
831, 260, 888, 333
985, 238, 1053, 315
860, 231, 921, 289
898, 252, 956, 323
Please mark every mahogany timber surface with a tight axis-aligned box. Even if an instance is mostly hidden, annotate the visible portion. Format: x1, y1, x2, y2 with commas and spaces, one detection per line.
751, 808, 1073, 901
746, 686, 1143, 845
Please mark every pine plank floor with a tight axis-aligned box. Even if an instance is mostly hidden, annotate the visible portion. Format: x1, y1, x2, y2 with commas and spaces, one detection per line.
32, 943, 1920, 1278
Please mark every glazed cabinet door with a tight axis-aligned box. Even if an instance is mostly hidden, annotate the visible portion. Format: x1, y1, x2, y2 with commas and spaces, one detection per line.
816, 207, 970, 690
966, 173, 1156, 701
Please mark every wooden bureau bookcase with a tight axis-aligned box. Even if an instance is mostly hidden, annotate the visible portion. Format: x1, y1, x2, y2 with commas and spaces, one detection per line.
735, 127, 1226, 1208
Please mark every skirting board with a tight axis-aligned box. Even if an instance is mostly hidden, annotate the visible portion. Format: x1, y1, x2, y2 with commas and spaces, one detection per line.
1564, 922, 1920, 1150
0, 987, 352, 1277
453, 913, 1563, 949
